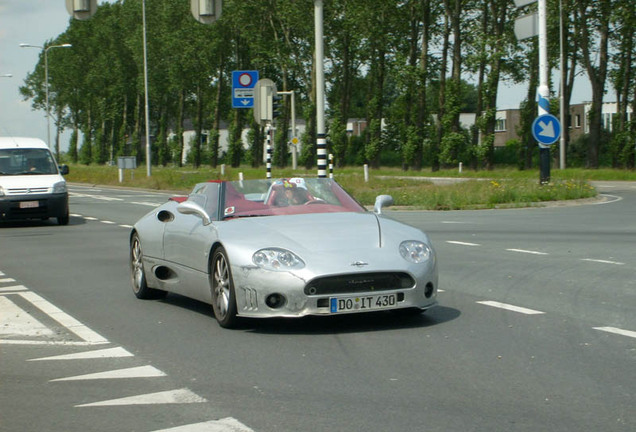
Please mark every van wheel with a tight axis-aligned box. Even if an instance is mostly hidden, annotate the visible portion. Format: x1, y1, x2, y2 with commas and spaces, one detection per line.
57, 204, 69, 225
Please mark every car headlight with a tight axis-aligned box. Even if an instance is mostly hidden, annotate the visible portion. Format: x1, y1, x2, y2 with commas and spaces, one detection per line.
399, 241, 432, 263
253, 248, 305, 271
52, 181, 67, 194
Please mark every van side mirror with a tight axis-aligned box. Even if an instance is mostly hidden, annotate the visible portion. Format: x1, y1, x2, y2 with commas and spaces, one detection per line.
59, 164, 69, 175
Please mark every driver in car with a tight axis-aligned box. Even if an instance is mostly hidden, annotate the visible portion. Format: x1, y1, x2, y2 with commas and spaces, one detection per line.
274, 180, 309, 206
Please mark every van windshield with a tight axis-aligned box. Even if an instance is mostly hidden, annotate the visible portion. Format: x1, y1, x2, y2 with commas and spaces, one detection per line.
0, 148, 59, 176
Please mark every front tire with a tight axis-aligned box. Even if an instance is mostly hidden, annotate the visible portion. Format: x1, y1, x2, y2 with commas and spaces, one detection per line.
130, 233, 166, 300
210, 247, 238, 329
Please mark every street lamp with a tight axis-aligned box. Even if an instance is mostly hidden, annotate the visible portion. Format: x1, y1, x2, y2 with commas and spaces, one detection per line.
0, 74, 12, 78
20, 43, 72, 149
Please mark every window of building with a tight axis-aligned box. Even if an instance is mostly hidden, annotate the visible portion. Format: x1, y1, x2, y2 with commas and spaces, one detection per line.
575, 114, 581, 128
495, 118, 506, 132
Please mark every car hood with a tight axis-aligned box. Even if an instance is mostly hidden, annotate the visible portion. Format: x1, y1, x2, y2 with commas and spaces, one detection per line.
217, 211, 423, 254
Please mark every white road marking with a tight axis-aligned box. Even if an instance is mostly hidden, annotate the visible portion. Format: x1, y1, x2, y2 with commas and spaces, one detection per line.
120, 224, 134, 229
446, 241, 481, 247
150, 418, 255, 432
100, 220, 116, 224
83, 216, 98, 221
0, 296, 55, 337
131, 201, 161, 207
51, 365, 166, 382
0, 285, 28, 293
29, 347, 134, 361
69, 192, 123, 202
581, 258, 625, 266
506, 248, 549, 256
594, 326, 636, 339
441, 221, 468, 224
594, 194, 622, 204
0, 278, 16, 283
18, 291, 109, 344
76, 388, 207, 407
477, 301, 545, 315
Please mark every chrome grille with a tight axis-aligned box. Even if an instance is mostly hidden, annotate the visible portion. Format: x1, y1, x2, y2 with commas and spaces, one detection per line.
7, 187, 50, 195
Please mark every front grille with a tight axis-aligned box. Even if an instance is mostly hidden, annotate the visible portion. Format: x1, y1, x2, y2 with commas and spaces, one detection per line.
305, 272, 415, 296
7, 187, 49, 195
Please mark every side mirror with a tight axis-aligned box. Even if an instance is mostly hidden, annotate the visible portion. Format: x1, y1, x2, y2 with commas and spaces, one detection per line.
373, 195, 393, 215
59, 164, 69, 175
177, 200, 212, 225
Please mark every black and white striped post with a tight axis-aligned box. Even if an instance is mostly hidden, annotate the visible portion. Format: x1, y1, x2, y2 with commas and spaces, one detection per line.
315, 0, 327, 178
328, 154, 333, 178
265, 124, 272, 179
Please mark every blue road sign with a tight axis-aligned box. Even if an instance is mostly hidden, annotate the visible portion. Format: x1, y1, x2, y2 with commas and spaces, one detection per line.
532, 113, 561, 146
232, 70, 259, 109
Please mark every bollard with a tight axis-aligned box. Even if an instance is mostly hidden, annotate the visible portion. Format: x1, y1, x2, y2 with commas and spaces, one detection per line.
364, 164, 369, 182
459, 162, 463, 173
221, 164, 225, 176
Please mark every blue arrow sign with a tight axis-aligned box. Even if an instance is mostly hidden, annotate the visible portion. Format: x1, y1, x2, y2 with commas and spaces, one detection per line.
532, 113, 561, 146
232, 70, 259, 109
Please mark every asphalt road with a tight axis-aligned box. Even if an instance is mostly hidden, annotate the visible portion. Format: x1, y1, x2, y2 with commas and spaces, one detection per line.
0, 181, 634, 432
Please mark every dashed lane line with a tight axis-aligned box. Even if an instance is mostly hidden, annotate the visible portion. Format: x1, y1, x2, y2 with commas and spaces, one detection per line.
70, 213, 132, 230
581, 258, 625, 266
446, 240, 481, 247
594, 326, 636, 339
506, 248, 549, 256
477, 300, 545, 315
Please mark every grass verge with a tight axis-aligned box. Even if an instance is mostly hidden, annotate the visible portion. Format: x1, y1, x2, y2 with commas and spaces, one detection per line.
65, 164, 608, 210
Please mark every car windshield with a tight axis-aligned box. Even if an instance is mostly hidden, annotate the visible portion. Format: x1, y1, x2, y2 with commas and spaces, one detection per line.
219, 178, 366, 219
0, 148, 58, 175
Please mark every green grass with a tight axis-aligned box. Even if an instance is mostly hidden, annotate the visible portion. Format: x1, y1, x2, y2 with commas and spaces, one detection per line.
65, 164, 624, 209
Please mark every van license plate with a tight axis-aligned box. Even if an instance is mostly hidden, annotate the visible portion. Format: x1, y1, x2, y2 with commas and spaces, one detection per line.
19, 201, 39, 209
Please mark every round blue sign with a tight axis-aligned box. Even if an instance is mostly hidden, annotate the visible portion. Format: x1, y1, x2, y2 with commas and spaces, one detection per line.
532, 114, 561, 146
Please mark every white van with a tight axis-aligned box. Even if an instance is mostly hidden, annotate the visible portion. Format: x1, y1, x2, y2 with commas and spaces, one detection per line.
0, 137, 70, 225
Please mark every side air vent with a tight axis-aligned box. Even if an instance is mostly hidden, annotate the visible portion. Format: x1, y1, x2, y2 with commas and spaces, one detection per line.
154, 266, 177, 281
157, 210, 174, 223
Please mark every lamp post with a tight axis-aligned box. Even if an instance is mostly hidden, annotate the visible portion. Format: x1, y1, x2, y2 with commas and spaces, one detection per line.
142, 0, 152, 177
20, 43, 72, 149
0, 74, 12, 78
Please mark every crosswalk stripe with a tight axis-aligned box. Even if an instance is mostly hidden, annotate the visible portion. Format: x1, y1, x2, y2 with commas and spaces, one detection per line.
75, 388, 207, 407
18, 291, 109, 344
150, 418, 255, 432
29, 347, 134, 361
51, 365, 166, 382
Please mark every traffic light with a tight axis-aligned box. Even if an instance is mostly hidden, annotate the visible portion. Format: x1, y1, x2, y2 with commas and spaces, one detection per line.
272, 95, 283, 119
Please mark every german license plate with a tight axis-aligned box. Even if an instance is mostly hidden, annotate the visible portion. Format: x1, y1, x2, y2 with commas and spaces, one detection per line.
330, 293, 398, 313
19, 201, 39, 209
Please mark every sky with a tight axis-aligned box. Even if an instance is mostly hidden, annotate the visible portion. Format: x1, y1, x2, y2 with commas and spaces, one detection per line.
0, 1, 593, 153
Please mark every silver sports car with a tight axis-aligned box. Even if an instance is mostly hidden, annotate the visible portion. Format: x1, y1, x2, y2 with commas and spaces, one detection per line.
130, 177, 438, 328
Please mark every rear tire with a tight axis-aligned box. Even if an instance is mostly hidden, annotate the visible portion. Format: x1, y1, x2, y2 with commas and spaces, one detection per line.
210, 247, 238, 329
130, 233, 166, 300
